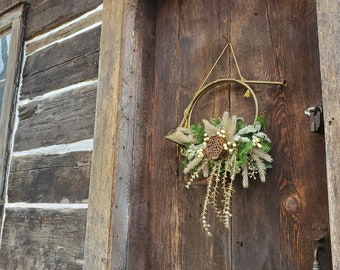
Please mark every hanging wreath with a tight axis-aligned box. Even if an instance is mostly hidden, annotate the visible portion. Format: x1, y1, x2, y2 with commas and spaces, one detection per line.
169, 112, 272, 236
165, 43, 284, 236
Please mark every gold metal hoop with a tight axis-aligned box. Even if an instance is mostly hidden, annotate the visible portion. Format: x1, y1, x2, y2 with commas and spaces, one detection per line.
165, 43, 285, 146
180, 78, 258, 128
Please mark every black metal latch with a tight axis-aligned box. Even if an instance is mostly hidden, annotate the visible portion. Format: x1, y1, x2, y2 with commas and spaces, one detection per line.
304, 105, 324, 133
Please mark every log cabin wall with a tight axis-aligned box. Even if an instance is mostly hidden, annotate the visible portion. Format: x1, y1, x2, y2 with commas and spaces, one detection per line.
0, 1, 102, 269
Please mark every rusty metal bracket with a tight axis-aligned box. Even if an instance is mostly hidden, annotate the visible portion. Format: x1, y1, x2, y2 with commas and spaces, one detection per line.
304, 105, 324, 133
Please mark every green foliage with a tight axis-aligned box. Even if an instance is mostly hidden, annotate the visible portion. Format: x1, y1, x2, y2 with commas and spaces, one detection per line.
236, 118, 246, 132
261, 141, 271, 153
237, 141, 254, 167
256, 115, 266, 131
190, 123, 205, 144
210, 117, 221, 126
182, 157, 189, 168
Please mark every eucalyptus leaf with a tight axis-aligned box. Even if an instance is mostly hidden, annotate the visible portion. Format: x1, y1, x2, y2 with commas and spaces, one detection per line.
233, 134, 251, 142
237, 124, 258, 135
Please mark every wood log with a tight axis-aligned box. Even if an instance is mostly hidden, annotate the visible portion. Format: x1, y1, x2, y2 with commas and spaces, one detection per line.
8, 151, 92, 203
0, 208, 87, 270
21, 26, 100, 99
26, 8, 102, 55
14, 83, 97, 151
24, 0, 102, 39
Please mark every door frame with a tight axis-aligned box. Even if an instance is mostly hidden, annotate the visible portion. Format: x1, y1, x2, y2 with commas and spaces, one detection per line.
84, 0, 340, 269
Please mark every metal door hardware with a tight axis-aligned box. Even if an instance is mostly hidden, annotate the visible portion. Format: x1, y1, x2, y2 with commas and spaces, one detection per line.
304, 105, 324, 133
311, 223, 327, 270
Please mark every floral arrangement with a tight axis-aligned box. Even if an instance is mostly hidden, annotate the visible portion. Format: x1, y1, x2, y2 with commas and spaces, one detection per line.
171, 112, 272, 236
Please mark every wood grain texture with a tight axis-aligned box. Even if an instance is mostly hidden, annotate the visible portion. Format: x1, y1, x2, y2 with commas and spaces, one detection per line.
147, 1, 183, 269
0, 0, 23, 14
1, 1, 101, 39
24, 0, 102, 39
229, 1, 282, 269
14, 83, 97, 151
0, 208, 87, 270
263, 1, 330, 269
84, 0, 133, 269
147, 1, 234, 269
0, 2, 26, 220
124, 1, 156, 268
84, 0, 332, 269
317, 0, 340, 268
21, 51, 99, 99
21, 26, 100, 99
26, 8, 102, 55
8, 151, 92, 203
128, 0, 330, 269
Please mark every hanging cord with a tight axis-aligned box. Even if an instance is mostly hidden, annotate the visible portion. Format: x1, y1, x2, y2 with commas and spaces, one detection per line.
180, 43, 285, 128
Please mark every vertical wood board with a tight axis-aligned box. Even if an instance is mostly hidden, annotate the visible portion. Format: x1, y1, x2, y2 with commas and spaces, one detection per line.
84, 0, 132, 269
317, 0, 340, 268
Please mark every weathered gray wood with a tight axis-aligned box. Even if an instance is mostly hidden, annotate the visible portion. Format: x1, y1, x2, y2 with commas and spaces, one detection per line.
0, 3, 26, 209
1, 1, 102, 40
0, 208, 87, 270
21, 26, 100, 99
84, 0, 139, 269
26, 8, 102, 55
21, 51, 99, 99
8, 151, 92, 203
125, 1, 156, 269
24, 26, 101, 77
0, 0, 22, 15
317, 0, 340, 268
24, 0, 102, 39
14, 83, 97, 151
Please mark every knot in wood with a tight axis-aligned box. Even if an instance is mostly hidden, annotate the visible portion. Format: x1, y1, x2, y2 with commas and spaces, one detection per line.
206, 135, 226, 160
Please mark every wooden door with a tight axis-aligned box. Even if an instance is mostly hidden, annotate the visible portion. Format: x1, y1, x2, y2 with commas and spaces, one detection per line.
129, 0, 332, 269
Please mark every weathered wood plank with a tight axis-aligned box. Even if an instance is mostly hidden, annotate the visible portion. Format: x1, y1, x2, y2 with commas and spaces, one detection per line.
146, 1, 182, 269
21, 51, 99, 99
125, 0, 156, 268
0, 2, 26, 218
24, 26, 100, 78
1, 1, 102, 39
26, 8, 102, 55
84, 0, 133, 269
0, 0, 20, 13
134, 1, 231, 269
14, 83, 97, 151
24, 0, 102, 39
317, 0, 340, 268
260, 1, 330, 269
8, 151, 92, 203
228, 1, 282, 269
0, 208, 87, 270
21, 26, 100, 99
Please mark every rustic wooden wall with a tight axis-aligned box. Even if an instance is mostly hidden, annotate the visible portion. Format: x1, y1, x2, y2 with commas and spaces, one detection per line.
317, 0, 340, 268
142, 0, 330, 269
86, 0, 329, 269
0, 1, 102, 269
87, 0, 332, 269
